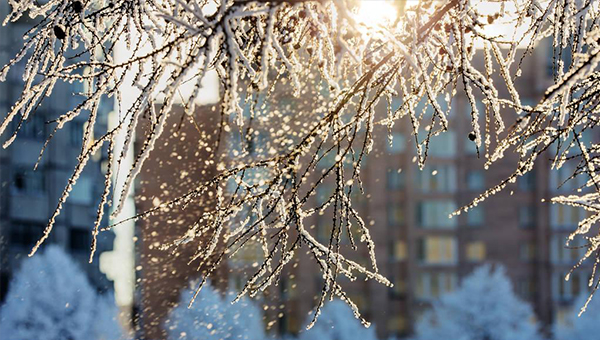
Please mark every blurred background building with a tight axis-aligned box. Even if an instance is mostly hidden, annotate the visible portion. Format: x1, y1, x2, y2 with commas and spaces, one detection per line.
0, 2, 592, 339
0, 1, 114, 302
277, 41, 591, 339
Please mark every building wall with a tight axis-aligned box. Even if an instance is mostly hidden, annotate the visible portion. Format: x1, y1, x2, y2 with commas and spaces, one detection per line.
133, 105, 228, 340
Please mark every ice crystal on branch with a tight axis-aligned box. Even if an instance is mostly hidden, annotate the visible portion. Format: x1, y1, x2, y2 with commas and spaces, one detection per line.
3, 0, 600, 327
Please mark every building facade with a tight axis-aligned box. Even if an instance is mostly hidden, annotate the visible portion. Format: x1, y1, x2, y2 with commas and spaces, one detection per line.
277, 42, 592, 339
0, 2, 114, 302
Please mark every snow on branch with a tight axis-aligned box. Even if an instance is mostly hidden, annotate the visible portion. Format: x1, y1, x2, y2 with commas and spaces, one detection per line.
2, 0, 600, 327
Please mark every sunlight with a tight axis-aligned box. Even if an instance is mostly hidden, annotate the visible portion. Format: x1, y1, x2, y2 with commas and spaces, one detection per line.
356, 0, 399, 27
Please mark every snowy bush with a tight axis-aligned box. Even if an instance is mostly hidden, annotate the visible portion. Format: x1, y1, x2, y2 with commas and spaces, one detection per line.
0, 245, 125, 340
297, 299, 378, 340
166, 281, 266, 340
554, 293, 600, 340
413, 265, 542, 340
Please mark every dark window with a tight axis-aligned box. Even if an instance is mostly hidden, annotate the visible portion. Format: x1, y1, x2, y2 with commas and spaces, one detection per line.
10, 222, 45, 248
0, 272, 9, 303
12, 168, 45, 194
70, 121, 85, 147
69, 228, 90, 252
518, 172, 536, 191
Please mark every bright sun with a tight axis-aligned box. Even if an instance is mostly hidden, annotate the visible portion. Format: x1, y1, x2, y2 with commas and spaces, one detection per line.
356, 0, 399, 27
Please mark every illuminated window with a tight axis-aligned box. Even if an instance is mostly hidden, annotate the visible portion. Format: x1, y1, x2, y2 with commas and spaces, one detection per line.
417, 236, 457, 265
466, 242, 486, 262
393, 241, 407, 261
387, 315, 407, 333
417, 200, 457, 228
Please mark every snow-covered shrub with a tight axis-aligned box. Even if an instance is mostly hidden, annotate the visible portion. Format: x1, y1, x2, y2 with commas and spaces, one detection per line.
554, 293, 600, 340
413, 265, 542, 340
298, 299, 378, 340
0, 245, 125, 340
166, 281, 266, 340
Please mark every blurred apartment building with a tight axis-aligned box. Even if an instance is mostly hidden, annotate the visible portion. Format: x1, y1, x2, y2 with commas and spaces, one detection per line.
126, 39, 590, 340
0, 2, 114, 301
277, 41, 591, 339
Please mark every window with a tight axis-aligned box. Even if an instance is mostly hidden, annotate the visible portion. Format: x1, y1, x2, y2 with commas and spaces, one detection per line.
553, 272, 586, 301
466, 241, 486, 262
417, 236, 457, 265
386, 169, 404, 190
518, 278, 535, 299
466, 170, 484, 191
519, 205, 536, 228
520, 242, 536, 262
70, 176, 93, 205
387, 132, 406, 154
550, 204, 585, 229
10, 222, 45, 248
551, 235, 586, 264
315, 183, 334, 205
550, 162, 587, 192
428, 131, 456, 158
416, 272, 457, 299
387, 315, 407, 333
391, 276, 406, 295
417, 200, 457, 228
69, 228, 90, 252
12, 168, 45, 194
467, 205, 484, 226
17, 113, 46, 140
70, 120, 85, 147
518, 171, 536, 191
392, 241, 407, 261
415, 164, 456, 193
388, 204, 404, 226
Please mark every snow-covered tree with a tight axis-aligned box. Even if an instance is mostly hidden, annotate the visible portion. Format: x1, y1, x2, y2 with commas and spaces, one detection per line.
413, 265, 542, 340
166, 281, 266, 340
297, 299, 378, 340
0, 245, 125, 340
3, 0, 600, 326
554, 293, 600, 340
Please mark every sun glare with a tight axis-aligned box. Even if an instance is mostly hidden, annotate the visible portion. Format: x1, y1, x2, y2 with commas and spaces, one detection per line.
356, 0, 399, 27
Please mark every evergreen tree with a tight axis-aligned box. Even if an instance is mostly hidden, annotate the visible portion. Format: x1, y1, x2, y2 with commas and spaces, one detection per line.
413, 265, 542, 340
554, 293, 600, 340
298, 299, 379, 340
166, 281, 266, 340
0, 245, 125, 340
